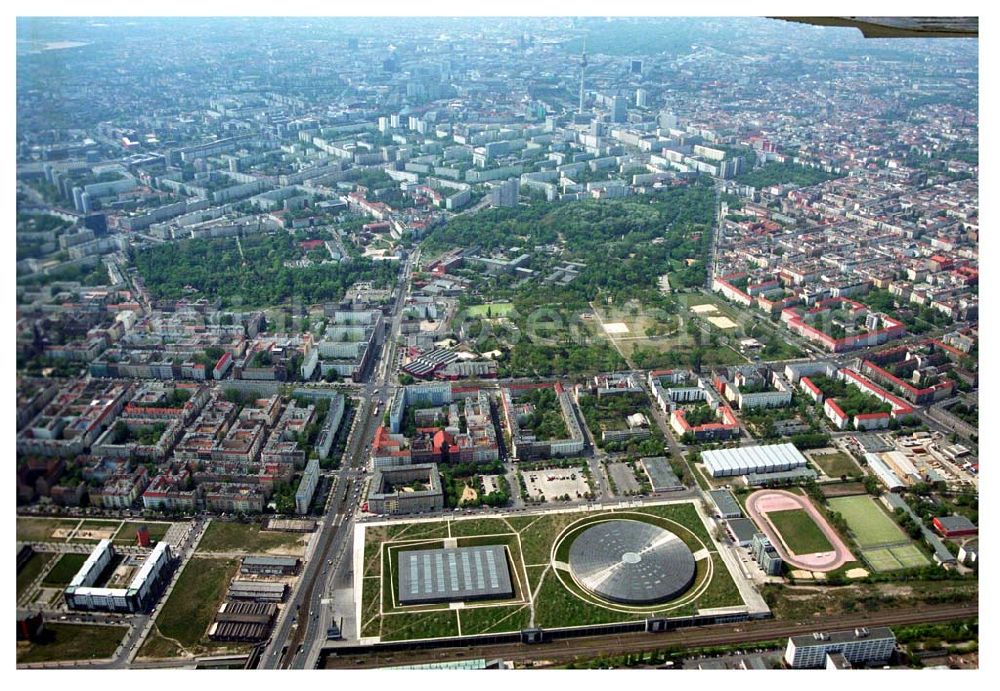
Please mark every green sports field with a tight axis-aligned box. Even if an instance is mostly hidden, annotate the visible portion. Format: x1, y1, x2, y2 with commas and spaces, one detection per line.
828, 495, 930, 572
766, 509, 834, 555
464, 302, 514, 317
861, 545, 929, 572
810, 452, 859, 478
828, 495, 906, 547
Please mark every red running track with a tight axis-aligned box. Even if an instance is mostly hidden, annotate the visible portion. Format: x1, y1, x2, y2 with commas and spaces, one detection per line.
745, 489, 854, 572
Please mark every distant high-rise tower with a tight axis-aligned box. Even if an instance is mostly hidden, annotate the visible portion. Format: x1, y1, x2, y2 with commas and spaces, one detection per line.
630, 59, 643, 75
611, 96, 627, 123
635, 88, 648, 109
579, 38, 588, 116
491, 178, 519, 208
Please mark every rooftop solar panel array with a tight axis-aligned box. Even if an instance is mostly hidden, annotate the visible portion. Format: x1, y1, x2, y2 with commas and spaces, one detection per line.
397, 545, 514, 605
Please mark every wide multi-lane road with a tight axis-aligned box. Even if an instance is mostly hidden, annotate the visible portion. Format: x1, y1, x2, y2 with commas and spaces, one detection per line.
259, 252, 417, 669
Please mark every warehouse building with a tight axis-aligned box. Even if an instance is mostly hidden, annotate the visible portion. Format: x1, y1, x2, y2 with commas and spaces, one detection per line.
701, 443, 808, 478
640, 457, 684, 492
240, 555, 300, 576
709, 489, 743, 518
397, 545, 513, 605
65, 540, 172, 613
208, 601, 278, 642
784, 627, 896, 668
864, 453, 905, 492
932, 515, 978, 538
227, 580, 288, 602
746, 466, 817, 487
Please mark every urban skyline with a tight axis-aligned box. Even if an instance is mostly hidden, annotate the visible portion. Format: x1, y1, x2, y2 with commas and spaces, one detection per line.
13, 14, 980, 675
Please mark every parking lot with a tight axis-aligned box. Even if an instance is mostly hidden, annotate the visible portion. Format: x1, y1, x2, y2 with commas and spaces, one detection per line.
481, 474, 502, 495
606, 462, 640, 495
521, 468, 591, 501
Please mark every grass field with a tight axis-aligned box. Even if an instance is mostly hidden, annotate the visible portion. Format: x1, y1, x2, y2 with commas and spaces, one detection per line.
829, 495, 930, 572
828, 495, 907, 547
196, 521, 306, 555
360, 502, 744, 642
16, 551, 55, 599
17, 623, 126, 664
766, 509, 834, 555
811, 452, 860, 478
862, 548, 901, 572
136, 629, 182, 659
859, 546, 929, 572
42, 553, 88, 588
889, 545, 931, 569
16, 517, 80, 542
149, 557, 238, 654
465, 302, 514, 318
113, 521, 173, 546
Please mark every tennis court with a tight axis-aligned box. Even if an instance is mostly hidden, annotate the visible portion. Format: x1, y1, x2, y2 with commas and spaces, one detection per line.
860, 545, 929, 572
890, 544, 930, 568
861, 548, 901, 572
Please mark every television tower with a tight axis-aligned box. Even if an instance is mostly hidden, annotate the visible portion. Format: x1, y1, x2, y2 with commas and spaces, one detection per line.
578, 37, 588, 115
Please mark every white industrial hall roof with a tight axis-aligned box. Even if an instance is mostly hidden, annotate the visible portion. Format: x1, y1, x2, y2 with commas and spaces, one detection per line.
701, 442, 808, 477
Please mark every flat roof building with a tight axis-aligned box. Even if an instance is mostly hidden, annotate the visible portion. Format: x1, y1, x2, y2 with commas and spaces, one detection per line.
295, 458, 320, 515
702, 443, 808, 478
65, 540, 172, 613
227, 580, 288, 602
397, 545, 513, 605
640, 457, 684, 492
746, 466, 818, 487
932, 515, 978, 538
751, 532, 783, 576
709, 489, 743, 518
785, 627, 896, 668
240, 555, 300, 576
727, 518, 758, 546
368, 464, 444, 516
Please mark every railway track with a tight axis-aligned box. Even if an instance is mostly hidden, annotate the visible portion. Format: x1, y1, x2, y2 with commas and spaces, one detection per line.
322, 602, 977, 668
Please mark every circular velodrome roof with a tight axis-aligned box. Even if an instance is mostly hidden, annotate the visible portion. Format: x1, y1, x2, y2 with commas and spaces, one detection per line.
567, 519, 696, 605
